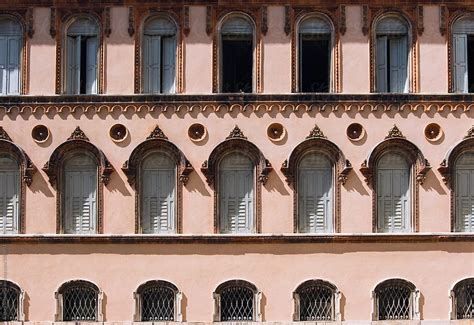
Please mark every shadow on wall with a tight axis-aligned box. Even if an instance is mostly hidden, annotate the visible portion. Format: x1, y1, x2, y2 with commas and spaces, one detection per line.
29, 171, 54, 198
181, 292, 188, 322
260, 292, 267, 322
344, 170, 369, 196
107, 170, 132, 197
186, 170, 211, 197
340, 291, 346, 321
421, 169, 446, 195
24, 292, 30, 321
264, 170, 289, 196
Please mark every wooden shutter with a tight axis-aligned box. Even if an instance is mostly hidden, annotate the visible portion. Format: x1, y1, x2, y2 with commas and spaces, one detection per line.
143, 35, 161, 93
453, 33, 468, 93
6, 37, 20, 94
376, 36, 388, 92
66, 36, 80, 94
0, 36, 7, 94
455, 154, 474, 232
162, 36, 176, 94
141, 169, 175, 233
85, 36, 98, 94
389, 36, 408, 93
0, 170, 19, 234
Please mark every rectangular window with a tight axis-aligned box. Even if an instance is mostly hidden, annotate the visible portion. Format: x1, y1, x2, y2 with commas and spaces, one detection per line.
376, 35, 408, 93
299, 34, 330, 92
0, 36, 21, 95
66, 35, 98, 95
143, 35, 176, 94
221, 37, 253, 93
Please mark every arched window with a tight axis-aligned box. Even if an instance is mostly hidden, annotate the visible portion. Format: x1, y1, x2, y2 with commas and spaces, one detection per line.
62, 153, 98, 234
219, 153, 254, 233
213, 280, 262, 322
56, 280, 102, 321
0, 154, 19, 234
0, 280, 24, 321
298, 153, 333, 233
376, 153, 411, 232
220, 15, 254, 93
134, 280, 182, 322
374, 16, 409, 93
142, 16, 177, 94
451, 278, 474, 319
452, 15, 474, 93
373, 279, 419, 321
297, 15, 332, 93
140, 153, 176, 234
65, 16, 99, 94
0, 16, 22, 95
293, 280, 341, 321
454, 152, 474, 232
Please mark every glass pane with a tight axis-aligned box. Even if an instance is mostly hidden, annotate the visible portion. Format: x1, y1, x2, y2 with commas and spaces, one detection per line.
299, 284, 333, 321
376, 16, 408, 35
0, 17, 21, 36
220, 153, 253, 170
456, 152, 474, 169
67, 17, 99, 36
62, 285, 97, 321
454, 16, 474, 34
0, 155, 17, 171
299, 17, 331, 34
378, 153, 409, 169
220, 286, 254, 321
142, 153, 175, 170
221, 16, 253, 36
141, 285, 175, 321
64, 153, 97, 170
144, 17, 176, 36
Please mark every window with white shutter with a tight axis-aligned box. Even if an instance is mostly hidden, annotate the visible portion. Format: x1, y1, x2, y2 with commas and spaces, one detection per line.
376, 153, 411, 232
452, 16, 474, 93
140, 153, 176, 234
0, 155, 19, 234
298, 16, 332, 93
219, 153, 254, 233
142, 17, 177, 94
65, 17, 99, 94
0, 17, 22, 95
63, 154, 98, 234
298, 153, 333, 233
455, 152, 474, 232
375, 16, 409, 93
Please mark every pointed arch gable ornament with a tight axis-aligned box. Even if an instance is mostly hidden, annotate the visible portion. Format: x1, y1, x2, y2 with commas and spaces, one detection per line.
281, 124, 351, 233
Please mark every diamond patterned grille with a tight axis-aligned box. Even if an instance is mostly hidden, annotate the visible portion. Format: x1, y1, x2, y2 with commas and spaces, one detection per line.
62, 285, 98, 321
377, 284, 412, 320
141, 286, 175, 321
0, 285, 19, 321
220, 286, 254, 321
456, 281, 474, 319
299, 285, 333, 321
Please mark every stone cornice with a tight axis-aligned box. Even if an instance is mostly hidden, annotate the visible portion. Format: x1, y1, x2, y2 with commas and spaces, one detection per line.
0, 233, 472, 244
1, 94, 473, 116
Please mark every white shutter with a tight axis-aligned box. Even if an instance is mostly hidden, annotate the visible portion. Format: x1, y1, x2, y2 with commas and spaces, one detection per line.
85, 36, 98, 94
376, 36, 388, 92
66, 36, 80, 94
162, 36, 176, 94
143, 35, 161, 93
455, 169, 474, 232
0, 36, 7, 94
0, 171, 19, 234
453, 33, 468, 93
390, 36, 408, 93
7, 37, 20, 94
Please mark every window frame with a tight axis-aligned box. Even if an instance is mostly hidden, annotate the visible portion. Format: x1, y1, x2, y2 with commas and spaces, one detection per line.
450, 278, 474, 320
372, 278, 420, 321
0, 280, 25, 321
293, 279, 341, 322
449, 13, 474, 93
55, 280, 103, 322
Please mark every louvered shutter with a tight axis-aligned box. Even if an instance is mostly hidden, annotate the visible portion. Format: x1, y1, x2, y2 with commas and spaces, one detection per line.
162, 36, 176, 94
453, 33, 468, 93
376, 36, 388, 92
455, 167, 474, 232
0, 171, 19, 234
143, 35, 161, 93
389, 36, 408, 93
85, 36, 98, 94
0, 36, 7, 94
66, 36, 80, 94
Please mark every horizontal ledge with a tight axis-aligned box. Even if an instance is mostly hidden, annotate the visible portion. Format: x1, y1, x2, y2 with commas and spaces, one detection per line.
0, 233, 473, 244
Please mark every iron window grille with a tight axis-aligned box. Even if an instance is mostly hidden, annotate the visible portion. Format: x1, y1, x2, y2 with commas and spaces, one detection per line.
213, 280, 262, 322
373, 279, 420, 321
134, 280, 182, 322
451, 278, 474, 320
55, 280, 103, 322
0, 281, 24, 321
293, 280, 341, 321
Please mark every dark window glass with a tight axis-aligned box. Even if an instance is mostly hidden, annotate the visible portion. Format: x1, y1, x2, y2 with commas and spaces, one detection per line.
300, 34, 330, 92
222, 36, 253, 93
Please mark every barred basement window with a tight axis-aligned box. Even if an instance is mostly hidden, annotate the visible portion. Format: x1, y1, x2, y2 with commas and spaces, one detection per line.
451, 278, 474, 319
213, 280, 262, 322
0, 280, 24, 321
134, 280, 182, 322
373, 279, 419, 321
56, 280, 103, 322
293, 280, 341, 321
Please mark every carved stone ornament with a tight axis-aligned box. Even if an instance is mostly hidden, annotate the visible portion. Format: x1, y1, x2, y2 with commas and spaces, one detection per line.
128, 7, 135, 37
464, 125, 474, 139
226, 125, 247, 140
306, 124, 327, 139
43, 127, 113, 187
385, 124, 405, 139
146, 125, 168, 140
0, 126, 12, 141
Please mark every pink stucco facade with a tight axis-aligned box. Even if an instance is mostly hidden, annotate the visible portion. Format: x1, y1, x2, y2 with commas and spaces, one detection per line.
0, 1, 473, 324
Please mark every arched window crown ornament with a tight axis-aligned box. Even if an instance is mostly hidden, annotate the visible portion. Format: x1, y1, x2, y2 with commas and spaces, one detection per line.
0, 126, 36, 186
293, 279, 341, 321
281, 124, 352, 187
201, 126, 272, 187
122, 125, 193, 188
439, 126, 474, 187
360, 125, 430, 187
55, 280, 103, 322
42, 126, 113, 187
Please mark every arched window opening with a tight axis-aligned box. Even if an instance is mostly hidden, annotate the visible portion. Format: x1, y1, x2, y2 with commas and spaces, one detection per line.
65, 17, 99, 94
452, 278, 474, 319
140, 153, 176, 234
297, 153, 333, 233
142, 16, 177, 94
376, 153, 411, 232
0, 281, 23, 321
214, 280, 261, 322
298, 16, 332, 92
452, 16, 474, 93
57, 281, 101, 321
219, 153, 254, 234
63, 153, 98, 234
135, 281, 182, 322
0, 154, 19, 234
294, 280, 340, 321
375, 16, 409, 93
220, 15, 254, 93
0, 16, 22, 95
454, 152, 474, 232
373, 279, 419, 321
